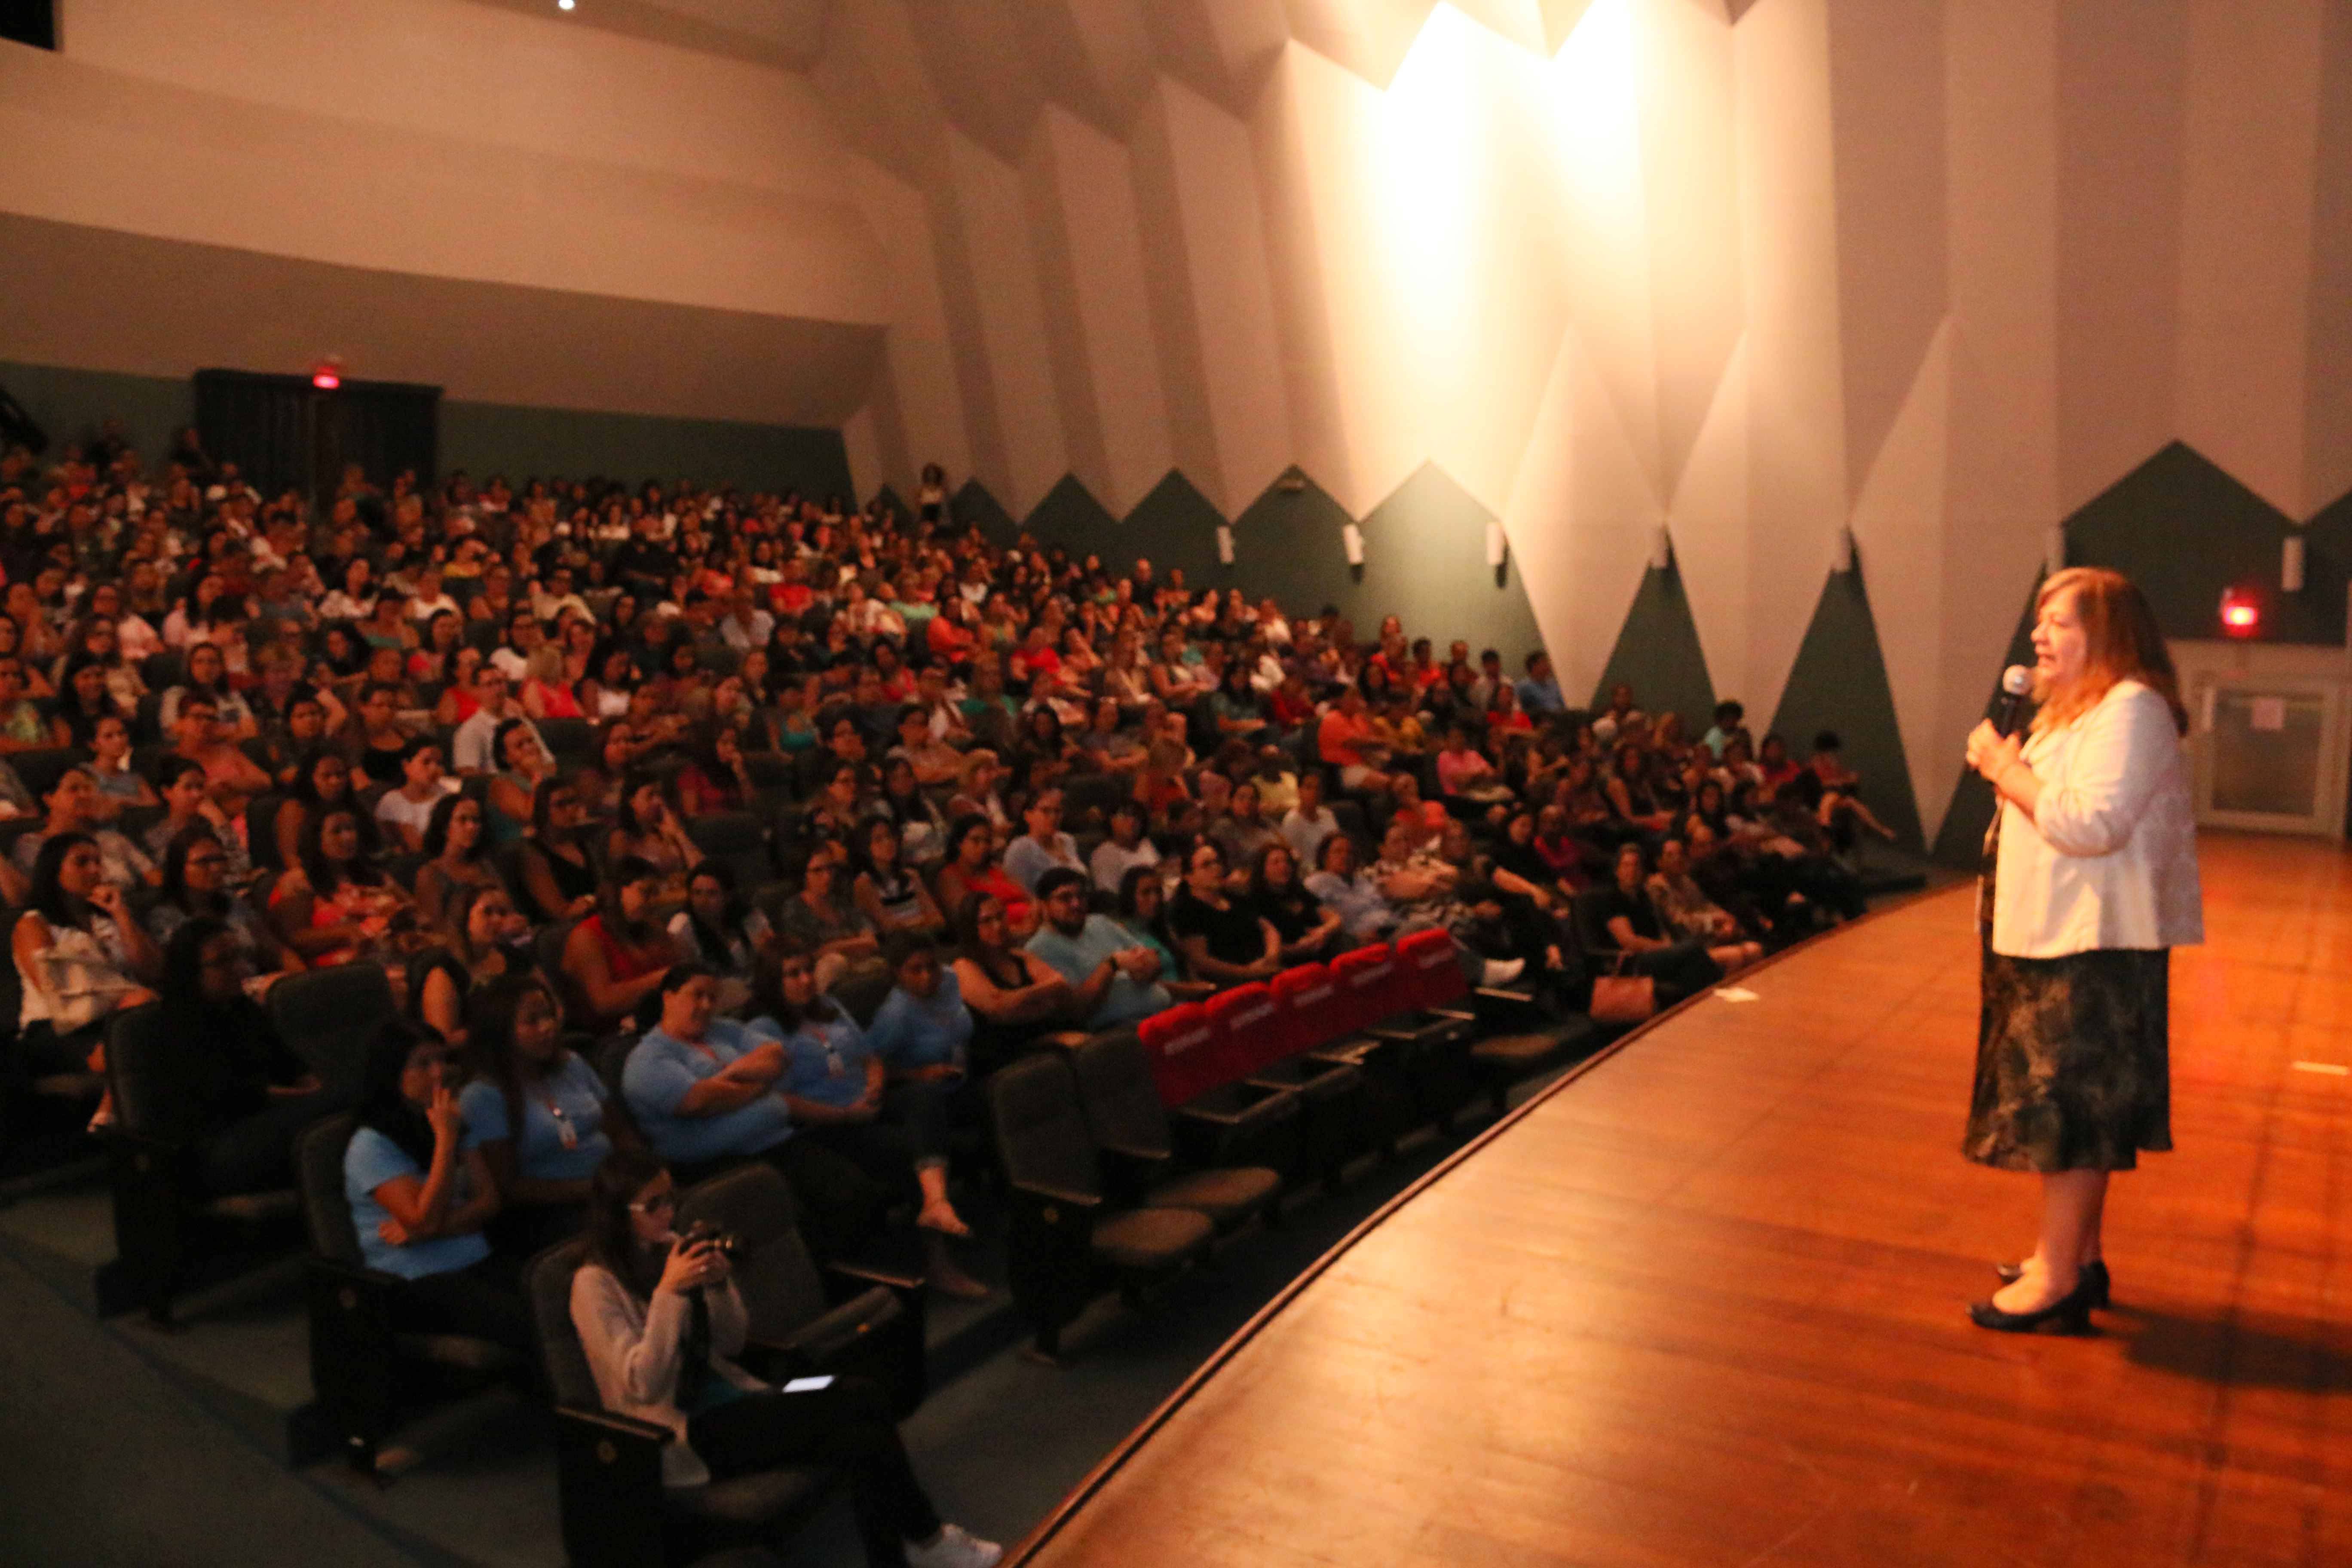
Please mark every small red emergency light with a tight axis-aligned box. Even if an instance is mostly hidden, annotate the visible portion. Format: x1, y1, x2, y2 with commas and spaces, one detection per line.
2220, 592, 2258, 636
312, 370, 340, 390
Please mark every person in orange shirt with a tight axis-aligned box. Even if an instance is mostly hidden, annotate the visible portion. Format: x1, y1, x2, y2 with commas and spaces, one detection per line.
1317, 684, 1397, 795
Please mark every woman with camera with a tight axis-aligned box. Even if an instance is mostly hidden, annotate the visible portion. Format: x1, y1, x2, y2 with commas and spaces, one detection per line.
570, 1146, 1001, 1567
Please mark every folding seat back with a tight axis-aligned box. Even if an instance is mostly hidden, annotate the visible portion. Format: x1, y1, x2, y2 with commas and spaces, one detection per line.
1135, 1002, 1223, 1108
1270, 963, 1344, 1058
1393, 928, 1468, 1014
1328, 943, 1397, 1035
986, 1053, 1103, 1201
270, 964, 396, 1102
674, 1164, 829, 1342
1066, 1029, 1173, 1158
1203, 982, 1282, 1082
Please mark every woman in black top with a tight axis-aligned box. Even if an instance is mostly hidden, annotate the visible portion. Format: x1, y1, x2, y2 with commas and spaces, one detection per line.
517, 774, 599, 924
1574, 843, 1721, 1008
153, 916, 334, 1196
1167, 840, 1280, 984
1250, 843, 1344, 966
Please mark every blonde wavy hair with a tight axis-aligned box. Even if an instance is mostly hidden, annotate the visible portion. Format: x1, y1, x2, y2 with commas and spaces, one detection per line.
2030, 567, 2187, 737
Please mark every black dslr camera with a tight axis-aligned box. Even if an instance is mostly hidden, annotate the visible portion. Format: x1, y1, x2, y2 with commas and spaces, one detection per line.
677, 1220, 741, 1260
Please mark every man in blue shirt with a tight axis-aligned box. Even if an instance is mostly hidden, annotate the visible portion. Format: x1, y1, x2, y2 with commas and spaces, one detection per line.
1023, 869, 1172, 1029
1516, 649, 1566, 717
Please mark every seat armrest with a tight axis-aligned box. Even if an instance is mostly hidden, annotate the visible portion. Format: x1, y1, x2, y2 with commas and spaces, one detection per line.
553, 1406, 670, 1568
1010, 1180, 1103, 1210
1096, 1142, 1170, 1201
826, 1258, 925, 1298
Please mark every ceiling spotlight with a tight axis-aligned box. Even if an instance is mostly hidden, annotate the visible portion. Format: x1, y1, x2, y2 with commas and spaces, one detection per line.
557, 0, 575, 11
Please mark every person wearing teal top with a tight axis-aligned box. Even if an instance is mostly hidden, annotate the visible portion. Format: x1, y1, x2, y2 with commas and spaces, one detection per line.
341, 1018, 534, 1362
1023, 869, 1173, 1029
756, 945, 986, 1297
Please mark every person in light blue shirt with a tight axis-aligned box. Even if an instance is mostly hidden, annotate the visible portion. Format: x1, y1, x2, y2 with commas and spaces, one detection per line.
624, 965, 886, 1262
461, 973, 627, 1256
341, 1017, 533, 1361
1000, 787, 1085, 894
1023, 869, 1172, 1029
1515, 650, 1567, 717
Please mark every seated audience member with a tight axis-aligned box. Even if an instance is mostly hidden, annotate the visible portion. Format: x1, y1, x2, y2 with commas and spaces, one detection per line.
411, 793, 504, 935
1089, 798, 1160, 896
485, 720, 558, 845
343, 1018, 533, 1363
779, 842, 885, 995
343, 680, 416, 787
666, 860, 775, 994
1785, 729, 1899, 848
1304, 829, 1397, 946
1113, 866, 1213, 1001
561, 857, 679, 1033
15, 766, 158, 897
268, 805, 411, 968
1213, 781, 1282, 875
1279, 769, 1341, 872
411, 882, 530, 1046
516, 775, 599, 924
144, 758, 251, 882
1645, 837, 1764, 976
674, 719, 753, 816
1575, 844, 1724, 1007
148, 826, 297, 976
619, 965, 882, 1262
1001, 787, 1084, 894
948, 893, 1074, 1070
159, 640, 258, 739
451, 665, 547, 775
88, 713, 157, 818
1316, 684, 1394, 795
462, 972, 625, 1257
14, 833, 161, 1110
851, 814, 947, 943
148, 917, 331, 1196
1252, 842, 1347, 965
275, 748, 382, 872
933, 814, 1037, 940
374, 738, 458, 854
568, 1147, 1003, 1566
606, 770, 699, 884
1435, 724, 1515, 809
1023, 868, 1171, 1030
1167, 841, 1281, 985
753, 945, 984, 1298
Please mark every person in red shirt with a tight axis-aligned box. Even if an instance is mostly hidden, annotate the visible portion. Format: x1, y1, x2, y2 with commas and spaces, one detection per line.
1317, 685, 1396, 794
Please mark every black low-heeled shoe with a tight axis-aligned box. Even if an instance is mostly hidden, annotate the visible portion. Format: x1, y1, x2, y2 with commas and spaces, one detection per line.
1993, 1258, 2110, 1307
1968, 1275, 2098, 1335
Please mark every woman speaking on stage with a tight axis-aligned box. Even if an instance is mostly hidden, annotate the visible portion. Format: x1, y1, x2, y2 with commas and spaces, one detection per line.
1960, 566, 2203, 1334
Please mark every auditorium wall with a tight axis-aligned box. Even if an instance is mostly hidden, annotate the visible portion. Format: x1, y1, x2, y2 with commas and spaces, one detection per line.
12, 0, 2352, 851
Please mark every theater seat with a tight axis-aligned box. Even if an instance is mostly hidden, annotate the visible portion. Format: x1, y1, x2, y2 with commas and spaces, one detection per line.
269, 963, 397, 1102
1067, 1029, 1285, 1232
987, 1052, 1215, 1361
296, 1114, 519, 1474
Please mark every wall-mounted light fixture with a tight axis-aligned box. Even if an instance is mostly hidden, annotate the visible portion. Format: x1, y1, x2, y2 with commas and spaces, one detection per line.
2283, 533, 2306, 594
1341, 523, 1366, 567
1484, 521, 1507, 569
1216, 524, 1235, 567
1650, 524, 1672, 572
1833, 526, 1856, 574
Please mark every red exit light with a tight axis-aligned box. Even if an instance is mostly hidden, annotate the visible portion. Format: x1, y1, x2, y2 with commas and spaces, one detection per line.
312, 370, 340, 390
2220, 591, 2259, 636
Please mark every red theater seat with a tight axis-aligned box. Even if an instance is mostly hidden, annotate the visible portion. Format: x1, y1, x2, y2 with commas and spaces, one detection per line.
1204, 983, 1282, 1082
1328, 944, 1397, 1037
1269, 963, 1344, 1061
1394, 928, 1470, 1015
1137, 1004, 1222, 1109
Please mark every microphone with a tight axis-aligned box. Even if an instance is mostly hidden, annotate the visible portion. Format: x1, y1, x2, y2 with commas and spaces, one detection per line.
1992, 665, 2034, 736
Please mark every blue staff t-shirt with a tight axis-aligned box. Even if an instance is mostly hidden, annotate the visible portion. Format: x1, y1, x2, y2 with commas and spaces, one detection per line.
458, 1053, 612, 1185
623, 1020, 794, 1167
865, 971, 974, 1074
343, 1126, 493, 1280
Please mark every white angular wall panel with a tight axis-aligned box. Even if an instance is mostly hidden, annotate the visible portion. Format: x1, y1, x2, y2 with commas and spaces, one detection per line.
1631, 0, 1743, 502
1283, 0, 1446, 88
1847, 320, 1952, 832
1143, 0, 1292, 111
2053, 0, 2187, 514
1667, 333, 1752, 707
1035, 110, 1179, 513
946, 129, 1069, 512
1825, 0, 1946, 507
845, 157, 973, 492
1152, 80, 1296, 510
2174, 0, 2324, 518
2307, 2, 2352, 512
1942, 0, 2059, 831
1503, 326, 1658, 702
1248, 46, 1360, 503
1732, 0, 1847, 728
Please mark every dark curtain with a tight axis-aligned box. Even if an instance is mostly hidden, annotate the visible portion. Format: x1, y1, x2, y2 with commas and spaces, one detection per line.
193, 370, 440, 514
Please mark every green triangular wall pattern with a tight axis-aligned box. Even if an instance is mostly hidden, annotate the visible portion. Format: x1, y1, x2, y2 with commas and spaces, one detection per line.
948, 478, 1015, 542
1768, 564, 1923, 850
1122, 470, 1228, 587
1592, 563, 1716, 739
1022, 474, 1119, 560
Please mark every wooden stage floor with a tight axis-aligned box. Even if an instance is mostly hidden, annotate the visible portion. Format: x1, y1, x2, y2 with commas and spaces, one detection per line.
1017, 834, 2352, 1568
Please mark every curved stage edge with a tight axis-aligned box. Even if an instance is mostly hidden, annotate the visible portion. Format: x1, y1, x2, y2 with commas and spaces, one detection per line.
1011, 833, 2352, 1568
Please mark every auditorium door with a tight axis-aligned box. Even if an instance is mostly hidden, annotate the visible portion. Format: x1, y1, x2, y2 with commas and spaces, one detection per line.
2185, 668, 2351, 837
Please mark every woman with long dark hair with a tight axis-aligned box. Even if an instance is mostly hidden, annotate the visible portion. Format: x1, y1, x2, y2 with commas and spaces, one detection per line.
666, 859, 773, 993
516, 774, 598, 925
1959, 567, 2202, 1333
148, 825, 297, 976
946, 892, 1071, 1070
12, 832, 160, 1094
459, 972, 625, 1257
568, 1146, 1001, 1566
411, 881, 529, 1046
53, 650, 123, 749
412, 793, 502, 935
559, 856, 678, 1032
267, 804, 410, 967
342, 1017, 531, 1359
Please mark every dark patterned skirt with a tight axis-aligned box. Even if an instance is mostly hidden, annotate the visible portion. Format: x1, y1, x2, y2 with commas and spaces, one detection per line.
1963, 941, 2172, 1173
